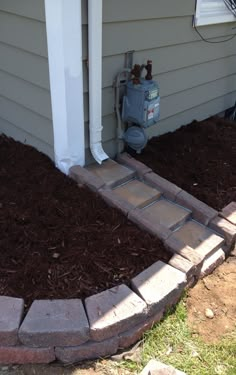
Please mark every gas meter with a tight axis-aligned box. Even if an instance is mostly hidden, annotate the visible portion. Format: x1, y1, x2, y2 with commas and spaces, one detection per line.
122, 60, 160, 128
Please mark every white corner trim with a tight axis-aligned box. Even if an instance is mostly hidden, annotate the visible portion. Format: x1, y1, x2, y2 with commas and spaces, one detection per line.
44, 0, 85, 174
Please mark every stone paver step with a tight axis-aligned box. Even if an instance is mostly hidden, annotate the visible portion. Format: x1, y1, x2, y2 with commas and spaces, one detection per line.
86, 159, 135, 188
170, 220, 224, 259
142, 199, 191, 231
113, 179, 162, 209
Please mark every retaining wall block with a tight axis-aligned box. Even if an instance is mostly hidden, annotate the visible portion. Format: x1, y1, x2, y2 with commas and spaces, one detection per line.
85, 284, 147, 342
200, 248, 225, 279
19, 299, 90, 347
131, 261, 187, 316
116, 152, 152, 177
175, 190, 218, 225
144, 172, 182, 201
209, 216, 236, 247
0, 296, 24, 346
220, 202, 236, 225
55, 337, 119, 364
168, 254, 197, 281
164, 236, 203, 267
118, 309, 164, 349
0, 347, 55, 364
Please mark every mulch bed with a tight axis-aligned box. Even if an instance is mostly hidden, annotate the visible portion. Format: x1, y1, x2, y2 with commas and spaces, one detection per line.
133, 116, 236, 211
0, 135, 171, 309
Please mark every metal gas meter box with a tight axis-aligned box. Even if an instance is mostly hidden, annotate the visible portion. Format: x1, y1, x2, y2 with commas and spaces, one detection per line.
122, 62, 160, 128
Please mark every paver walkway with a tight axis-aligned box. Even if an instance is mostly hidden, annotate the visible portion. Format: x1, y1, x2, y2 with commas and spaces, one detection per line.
70, 154, 236, 278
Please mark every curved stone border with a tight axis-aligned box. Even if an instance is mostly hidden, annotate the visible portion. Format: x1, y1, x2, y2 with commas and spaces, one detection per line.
0, 156, 235, 365
0, 260, 188, 364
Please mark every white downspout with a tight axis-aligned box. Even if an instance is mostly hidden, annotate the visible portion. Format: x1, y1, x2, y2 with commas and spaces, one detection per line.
88, 0, 109, 164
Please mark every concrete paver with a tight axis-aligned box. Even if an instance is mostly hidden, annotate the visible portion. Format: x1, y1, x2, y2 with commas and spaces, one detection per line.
113, 179, 161, 208
86, 159, 135, 188
142, 199, 191, 230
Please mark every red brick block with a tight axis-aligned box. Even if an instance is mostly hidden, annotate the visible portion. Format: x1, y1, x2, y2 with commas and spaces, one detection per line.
99, 189, 134, 216
55, 337, 119, 363
128, 208, 172, 241
19, 299, 90, 347
175, 190, 218, 225
0, 296, 24, 346
0, 347, 55, 364
85, 284, 147, 342
116, 153, 152, 177
69, 165, 104, 191
209, 216, 236, 246
118, 309, 164, 349
144, 172, 182, 201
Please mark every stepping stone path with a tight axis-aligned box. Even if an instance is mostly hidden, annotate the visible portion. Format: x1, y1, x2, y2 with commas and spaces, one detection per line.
71, 154, 235, 280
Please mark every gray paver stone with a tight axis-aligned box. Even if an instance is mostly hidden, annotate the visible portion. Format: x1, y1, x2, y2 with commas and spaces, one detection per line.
0, 296, 24, 346
55, 337, 119, 363
19, 299, 90, 347
85, 284, 147, 342
131, 261, 186, 316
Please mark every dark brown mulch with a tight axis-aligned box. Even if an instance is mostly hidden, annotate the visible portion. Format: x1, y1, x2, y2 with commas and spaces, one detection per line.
0, 135, 171, 309
133, 116, 236, 211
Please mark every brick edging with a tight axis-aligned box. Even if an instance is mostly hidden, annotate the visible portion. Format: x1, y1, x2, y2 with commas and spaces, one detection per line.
1, 157, 234, 365
0, 260, 188, 364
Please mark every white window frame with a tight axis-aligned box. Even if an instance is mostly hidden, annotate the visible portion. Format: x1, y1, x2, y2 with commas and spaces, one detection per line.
195, 0, 236, 26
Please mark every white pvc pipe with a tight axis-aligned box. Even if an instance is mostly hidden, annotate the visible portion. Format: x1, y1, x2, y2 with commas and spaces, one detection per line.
88, 0, 109, 164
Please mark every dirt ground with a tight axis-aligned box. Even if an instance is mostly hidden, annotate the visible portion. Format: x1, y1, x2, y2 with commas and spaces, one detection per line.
187, 251, 236, 344
133, 116, 236, 211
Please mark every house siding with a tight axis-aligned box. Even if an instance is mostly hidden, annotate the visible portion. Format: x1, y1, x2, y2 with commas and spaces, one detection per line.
83, 0, 236, 163
0, 0, 235, 164
0, 0, 54, 159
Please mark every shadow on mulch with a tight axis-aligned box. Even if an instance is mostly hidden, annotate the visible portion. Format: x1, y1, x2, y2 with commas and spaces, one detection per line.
133, 116, 236, 211
0, 135, 171, 310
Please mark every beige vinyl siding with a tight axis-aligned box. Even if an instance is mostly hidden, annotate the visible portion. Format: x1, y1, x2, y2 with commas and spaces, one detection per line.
82, 0, 236, 163
0, 0, 53, 159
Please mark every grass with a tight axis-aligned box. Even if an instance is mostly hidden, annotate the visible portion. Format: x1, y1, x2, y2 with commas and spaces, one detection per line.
120, 299, 236, 375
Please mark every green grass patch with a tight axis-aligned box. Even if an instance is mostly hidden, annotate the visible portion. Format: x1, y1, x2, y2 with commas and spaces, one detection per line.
121, 300, 236, 375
